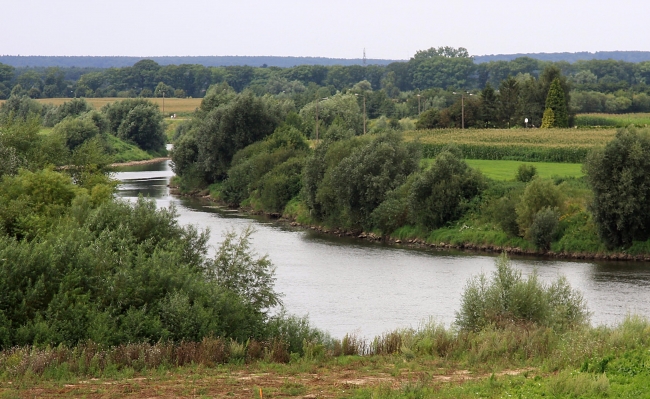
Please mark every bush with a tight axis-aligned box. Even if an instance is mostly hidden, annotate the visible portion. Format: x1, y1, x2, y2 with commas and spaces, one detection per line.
529, 207, 560, 250
492, 195, 520, 236
257, 157, 304, 213
116, 104, 165, 151
515, 163, 537, 182
516, 178, 564, 237
584, 127, 650, 248
408, 149, 485, 229
322, 133, 419, 228
456, 253, 589, 332
52, 117, 99, 150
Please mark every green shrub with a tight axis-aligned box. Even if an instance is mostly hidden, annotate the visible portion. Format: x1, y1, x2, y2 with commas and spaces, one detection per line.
408, 150, 485, 229
257, 157, 304, 213
52, 117, 99, 150
515, 163, 537, 182
516, 178, 564, 237
584, 127, 650, 248
492, 195, 520, 236
529, 207, 560, 251
456, 253, 589, 332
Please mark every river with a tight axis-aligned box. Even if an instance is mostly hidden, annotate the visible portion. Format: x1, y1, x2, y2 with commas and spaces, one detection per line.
114, 160, 650, 339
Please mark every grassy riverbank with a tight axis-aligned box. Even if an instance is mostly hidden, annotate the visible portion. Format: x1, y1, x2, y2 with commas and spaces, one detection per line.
3, 317, 649, 398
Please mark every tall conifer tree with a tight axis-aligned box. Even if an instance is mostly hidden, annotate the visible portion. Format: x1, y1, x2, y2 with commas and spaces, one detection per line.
544, 78, 569, 127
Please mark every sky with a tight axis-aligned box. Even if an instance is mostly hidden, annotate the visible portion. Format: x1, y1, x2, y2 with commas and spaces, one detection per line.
1, 0, 648, 60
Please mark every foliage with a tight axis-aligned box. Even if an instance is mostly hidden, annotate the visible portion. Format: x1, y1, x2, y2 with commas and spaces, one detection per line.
43, 98, 92, 127
192, 92, 283, 183
516, 178, 565, 237
208, 226, 281, 314
314, 133, 419, 228
299, 93, 362, 137
220, 125, 309, 207
584, 127, 650, 248
544, 77, 569, 127
456, 253, 589, 331
515, 163, 537, 182
540, 107, 555, 128
0, 198, 279, 348
529, 207, 560, 250
415, 108, 441, 129
52, 117, 99, 150
0, 95, 42, 123
115, 103, 166, 151
408, 149, 485, 229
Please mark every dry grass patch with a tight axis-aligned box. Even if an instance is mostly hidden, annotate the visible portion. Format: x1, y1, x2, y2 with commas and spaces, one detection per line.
29, 97, 202, 114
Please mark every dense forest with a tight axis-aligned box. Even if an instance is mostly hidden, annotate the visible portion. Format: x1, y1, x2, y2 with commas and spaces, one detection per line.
2, 46, 650, 118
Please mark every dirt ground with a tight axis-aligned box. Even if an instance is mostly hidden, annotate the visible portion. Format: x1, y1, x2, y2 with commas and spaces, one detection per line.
2, 362, 534, 398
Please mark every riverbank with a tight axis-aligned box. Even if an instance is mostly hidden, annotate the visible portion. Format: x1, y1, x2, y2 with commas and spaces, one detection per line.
111, 157, 170, 167
168, 183, 650, 263
4, 317, 650, 398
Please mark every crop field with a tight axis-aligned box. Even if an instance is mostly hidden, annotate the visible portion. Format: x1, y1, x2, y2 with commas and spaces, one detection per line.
23, 97, 203, 114
576, 113, 650, 127
404, 128, 617, 163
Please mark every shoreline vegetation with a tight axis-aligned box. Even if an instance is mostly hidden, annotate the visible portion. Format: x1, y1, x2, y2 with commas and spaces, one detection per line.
170, 182, 650, 262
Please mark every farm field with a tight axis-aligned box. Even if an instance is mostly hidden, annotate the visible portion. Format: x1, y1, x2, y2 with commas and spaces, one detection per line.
576, 112, 650, 127
464, 159, 584, 180
404, 128, 617, 163
18, 97, 202, 114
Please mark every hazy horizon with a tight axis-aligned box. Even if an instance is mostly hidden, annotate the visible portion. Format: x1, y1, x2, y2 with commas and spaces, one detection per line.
2, 0, 648, 59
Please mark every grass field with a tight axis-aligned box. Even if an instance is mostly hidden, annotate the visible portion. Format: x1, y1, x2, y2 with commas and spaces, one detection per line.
23, 97, 203, 114
465, 159, 584, 180
404, 128, 617, 163
576, 112, 650, 127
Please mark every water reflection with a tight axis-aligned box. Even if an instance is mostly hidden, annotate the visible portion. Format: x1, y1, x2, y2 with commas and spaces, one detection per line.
114, 161, 650, 338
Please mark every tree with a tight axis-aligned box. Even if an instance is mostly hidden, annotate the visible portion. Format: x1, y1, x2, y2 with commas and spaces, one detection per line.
408, 149, 485, 229
540, 107, 555, 128
194, 93, 282, 183
412, 46, 471, 59
415, 108, 441, 129
497, 77, 519, 127
116, 104, 165, 151
479, 83, 498, 128
584, 128, 650, 248
327, 133, 420, 228
544, 78, 569, 127
52, 117, 99, 150
516, 178, 564, 238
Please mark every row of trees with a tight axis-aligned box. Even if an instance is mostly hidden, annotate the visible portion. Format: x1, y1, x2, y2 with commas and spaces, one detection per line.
0, 95, 167, 154
3, 47, 650, 112
173, 87, 650, 253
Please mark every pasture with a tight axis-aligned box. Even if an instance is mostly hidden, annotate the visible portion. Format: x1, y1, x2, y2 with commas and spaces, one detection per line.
465, 159, 583, 180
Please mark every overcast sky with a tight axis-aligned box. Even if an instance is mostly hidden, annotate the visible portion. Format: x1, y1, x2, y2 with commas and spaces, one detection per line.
2, 0, 647, 59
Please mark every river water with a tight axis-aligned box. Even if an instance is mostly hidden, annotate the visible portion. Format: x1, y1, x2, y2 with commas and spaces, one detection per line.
114, 160, 650, 338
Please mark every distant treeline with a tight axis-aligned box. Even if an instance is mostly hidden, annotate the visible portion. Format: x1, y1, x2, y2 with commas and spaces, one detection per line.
0, 56, 397, 69
474, 51, 650, 64
3, 47, 650, 117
